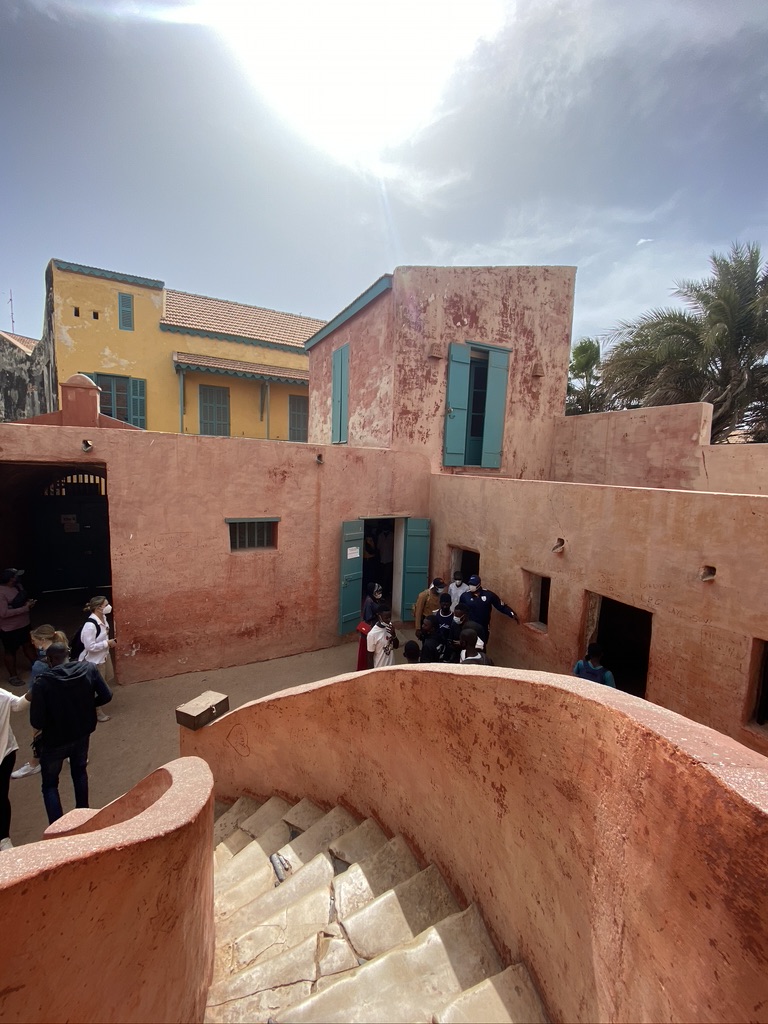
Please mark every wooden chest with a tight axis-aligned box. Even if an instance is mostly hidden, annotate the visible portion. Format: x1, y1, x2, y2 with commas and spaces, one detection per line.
175, 690, 229, 731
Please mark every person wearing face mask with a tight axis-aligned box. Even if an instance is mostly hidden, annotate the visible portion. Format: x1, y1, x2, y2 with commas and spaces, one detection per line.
78, 596, 117, 722
448, 571, 469, 612
458, 575, 517, 646
413, 578, 446, 631
357, 583, 383, 671
445, 604, 485, 663
10, 624, 68, 780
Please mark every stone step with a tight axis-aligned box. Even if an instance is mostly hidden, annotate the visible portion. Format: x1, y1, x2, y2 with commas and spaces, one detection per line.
283, 798, 327, 834
328, 818, 388, 867
214, 829, 252, 870
239, 795, 294, 841
206, 933, 318, 1023
213, 797, 261, 848
281, 904, 502, 1023
333, 835, 420, 920
278, 807, 361, 872
215, 884, 333, 984
215, 840, 275, 900
433, 964, 549, 1023
341, 863, 460, 961
216, 852, 334, 950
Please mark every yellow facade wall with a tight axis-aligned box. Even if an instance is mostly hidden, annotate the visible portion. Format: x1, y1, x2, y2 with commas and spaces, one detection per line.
51, 265, 309, 438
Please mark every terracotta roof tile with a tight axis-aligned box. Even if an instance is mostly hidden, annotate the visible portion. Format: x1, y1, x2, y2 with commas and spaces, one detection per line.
173, 351, 309, 383
162, 290, 324, 349
0, 331, 39, 354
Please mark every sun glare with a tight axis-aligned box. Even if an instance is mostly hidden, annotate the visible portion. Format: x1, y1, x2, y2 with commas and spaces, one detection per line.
195, 0, 506, 169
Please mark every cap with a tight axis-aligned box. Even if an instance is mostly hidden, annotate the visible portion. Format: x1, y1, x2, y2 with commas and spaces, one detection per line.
468, 575, 481, 586
438, 592, 452, 604
0, 568, 24, 585
431, 577, 446, 588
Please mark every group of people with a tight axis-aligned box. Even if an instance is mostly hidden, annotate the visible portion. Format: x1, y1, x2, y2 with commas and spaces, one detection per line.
358, 567, 618, 687
0, 569, 117, 851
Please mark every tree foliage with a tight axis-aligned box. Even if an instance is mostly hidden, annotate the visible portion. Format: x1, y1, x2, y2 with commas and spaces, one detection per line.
600, 242, 768, 442
566, 337, 610, 415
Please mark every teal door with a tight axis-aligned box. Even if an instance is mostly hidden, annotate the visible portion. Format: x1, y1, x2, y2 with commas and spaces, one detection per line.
339, 520, 364, 633
401, 518, 430, 622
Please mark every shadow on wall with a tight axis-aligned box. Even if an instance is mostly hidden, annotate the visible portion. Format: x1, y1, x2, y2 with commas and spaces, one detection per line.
0, 757, 215, 1024
182, 665, 768, 1024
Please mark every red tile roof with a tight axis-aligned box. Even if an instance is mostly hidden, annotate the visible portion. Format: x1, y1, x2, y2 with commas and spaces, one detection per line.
0, 331, 39, 354
162, 290, 324, 349
173, 351, 309, 383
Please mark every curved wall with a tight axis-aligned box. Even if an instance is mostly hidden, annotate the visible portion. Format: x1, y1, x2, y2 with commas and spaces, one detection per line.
181, 667, 768, 1023
0, 757, 215, 1024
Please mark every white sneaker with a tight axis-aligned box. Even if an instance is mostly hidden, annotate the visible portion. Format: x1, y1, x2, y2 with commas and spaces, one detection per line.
96, 709, 111, 722
11, 762, 41, 779
0, 837, 13, 851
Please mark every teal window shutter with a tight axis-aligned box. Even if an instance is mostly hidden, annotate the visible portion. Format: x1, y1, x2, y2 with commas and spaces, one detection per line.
480, 348, 509, 468
118, 293, 134, 331
332, 345, 349, 443
129, 378, 146, 428
443, 343, 470, 466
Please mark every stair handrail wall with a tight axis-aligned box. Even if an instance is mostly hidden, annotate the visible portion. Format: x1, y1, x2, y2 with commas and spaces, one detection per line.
181, 666, 768, 1024
0, 756, 215, 1024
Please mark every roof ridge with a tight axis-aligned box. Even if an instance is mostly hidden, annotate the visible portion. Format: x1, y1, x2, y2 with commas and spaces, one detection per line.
164, 288, 325, 324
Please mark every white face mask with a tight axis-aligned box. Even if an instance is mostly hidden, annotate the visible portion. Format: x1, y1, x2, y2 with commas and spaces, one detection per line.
453, 616, 462, 625
468, 585, 479, 593
102, 603, 112, 615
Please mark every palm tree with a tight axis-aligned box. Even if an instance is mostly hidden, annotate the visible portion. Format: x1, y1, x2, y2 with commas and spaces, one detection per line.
600, 242, 768, 442
566, 337, 607, 415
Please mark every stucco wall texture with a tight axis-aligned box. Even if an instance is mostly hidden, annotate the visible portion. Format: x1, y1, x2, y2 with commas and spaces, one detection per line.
182, 667, 768, 1024
0, 757, 214, 1023
309, 265, 576, 479
429, 472, 768, 755
0, 421, 430, 684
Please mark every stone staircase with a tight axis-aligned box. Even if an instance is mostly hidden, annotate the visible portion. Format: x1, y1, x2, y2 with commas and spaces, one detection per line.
206, 796, 549, 1023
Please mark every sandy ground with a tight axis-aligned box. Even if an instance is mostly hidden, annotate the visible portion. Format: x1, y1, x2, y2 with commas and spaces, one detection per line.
7, 634, 384, 848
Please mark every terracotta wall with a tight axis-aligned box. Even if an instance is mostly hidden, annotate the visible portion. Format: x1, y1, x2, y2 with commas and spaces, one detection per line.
307, 290, 394, 447
391, 266, 576, 478
0, 757, 214, 1023
551, 403, 713, 489
697, 442, 768, 494
181, 667, 768, 1023
429, 473, 768, 755
0, 421, 429, 683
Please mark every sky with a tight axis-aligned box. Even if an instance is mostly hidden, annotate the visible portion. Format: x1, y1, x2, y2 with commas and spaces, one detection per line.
1, 0, 767, 346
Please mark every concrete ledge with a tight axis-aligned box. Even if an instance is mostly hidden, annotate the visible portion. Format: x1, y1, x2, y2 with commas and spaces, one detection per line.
181, 665, 768, 1023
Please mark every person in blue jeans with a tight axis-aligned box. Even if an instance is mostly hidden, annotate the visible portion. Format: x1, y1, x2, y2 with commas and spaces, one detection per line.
29, 642, 112, 823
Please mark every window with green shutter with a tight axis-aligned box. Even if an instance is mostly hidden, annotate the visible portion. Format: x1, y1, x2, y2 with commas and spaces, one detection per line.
443, 342, 509, 468
199, 384, 230, 436
84, 373, 146, 428
331, 344, 349, 443
288, 394, 309, 442
118, 292, 134, 331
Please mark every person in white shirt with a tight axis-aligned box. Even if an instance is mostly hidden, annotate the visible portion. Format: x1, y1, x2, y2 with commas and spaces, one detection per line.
448, 571, 469, 611
0, 685, 32, 849
78, 596, 117, 722
366, 605, 400, 669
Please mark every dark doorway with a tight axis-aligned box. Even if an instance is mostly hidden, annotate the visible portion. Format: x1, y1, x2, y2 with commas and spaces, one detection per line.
595, 596, 653, 698
361, 518, 395, 605
0, 462, 112, 636
457, 548, 480, 579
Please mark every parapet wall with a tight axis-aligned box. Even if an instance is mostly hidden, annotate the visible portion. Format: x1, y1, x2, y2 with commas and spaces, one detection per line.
181, 668, 768, 1024
0, 757, 215, 1024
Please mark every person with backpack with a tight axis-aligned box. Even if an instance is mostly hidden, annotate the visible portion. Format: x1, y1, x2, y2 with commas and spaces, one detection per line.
573, 643, 616, 688
71, 596, 116, 722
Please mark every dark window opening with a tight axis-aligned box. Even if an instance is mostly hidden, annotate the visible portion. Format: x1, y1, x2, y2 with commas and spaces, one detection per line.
752, 640, 768, 726
455, 548, 480, 580
73, 306, 80, 317
464, 353, 488, 466
588, 594, 653, 699
92, 311, 99, 320
227, 519, 278, 550
524, 571, 551, 630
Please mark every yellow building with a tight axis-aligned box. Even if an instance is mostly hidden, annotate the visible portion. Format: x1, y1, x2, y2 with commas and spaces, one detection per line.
48, 259, 324, 439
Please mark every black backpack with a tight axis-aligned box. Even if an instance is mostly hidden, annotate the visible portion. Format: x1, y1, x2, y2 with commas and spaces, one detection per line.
69, 616, 102, 660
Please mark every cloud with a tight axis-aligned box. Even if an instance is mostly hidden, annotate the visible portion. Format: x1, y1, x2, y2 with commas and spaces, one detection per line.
636, 239, 655, 246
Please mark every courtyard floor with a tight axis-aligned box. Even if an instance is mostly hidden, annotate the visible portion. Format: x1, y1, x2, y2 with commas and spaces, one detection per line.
7, 635, 378, 848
